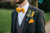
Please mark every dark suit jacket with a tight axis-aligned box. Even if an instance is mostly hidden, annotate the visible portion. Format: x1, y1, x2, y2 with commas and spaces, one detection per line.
11, 4, 45, 33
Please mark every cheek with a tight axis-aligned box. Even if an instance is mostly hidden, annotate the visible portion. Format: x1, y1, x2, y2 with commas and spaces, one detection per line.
15, 0, 19, 2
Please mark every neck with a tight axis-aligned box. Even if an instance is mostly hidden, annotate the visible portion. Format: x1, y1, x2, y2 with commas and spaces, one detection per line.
19, 0, 28, 8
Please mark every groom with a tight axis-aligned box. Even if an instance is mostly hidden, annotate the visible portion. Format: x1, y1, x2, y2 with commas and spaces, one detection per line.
11, 0, 45, 33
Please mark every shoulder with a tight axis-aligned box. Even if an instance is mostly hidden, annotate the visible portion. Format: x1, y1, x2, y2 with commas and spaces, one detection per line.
12, 9, 17, 17
12, 9, 16, 14
11, 9, 17, 16
11, 9, 17, 17
29, 5, 45, 17
29, 5, 44, 14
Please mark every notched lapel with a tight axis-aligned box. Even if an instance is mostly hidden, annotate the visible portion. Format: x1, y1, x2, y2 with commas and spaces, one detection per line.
22, 5, 30, 33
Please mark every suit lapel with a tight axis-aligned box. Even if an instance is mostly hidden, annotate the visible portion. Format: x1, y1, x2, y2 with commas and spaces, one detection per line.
23, 4, 31, 33
15, 10, 18, 33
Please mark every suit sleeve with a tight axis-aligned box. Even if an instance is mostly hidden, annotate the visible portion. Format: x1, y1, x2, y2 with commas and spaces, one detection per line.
11, 11, 13, 33
36, 11, 45, 33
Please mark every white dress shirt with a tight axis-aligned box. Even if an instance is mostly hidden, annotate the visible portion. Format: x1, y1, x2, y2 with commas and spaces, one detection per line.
18, 2, 29, 26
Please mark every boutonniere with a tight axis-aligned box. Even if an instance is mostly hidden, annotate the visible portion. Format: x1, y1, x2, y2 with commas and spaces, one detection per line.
26, 10, 35, 23
28, 11, 35, 23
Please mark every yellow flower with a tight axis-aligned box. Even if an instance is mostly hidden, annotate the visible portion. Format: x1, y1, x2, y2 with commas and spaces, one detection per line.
32, 11, 35, 14
31, 11, 35, 17
31, 14, 34, 17
28, 19, 34, 23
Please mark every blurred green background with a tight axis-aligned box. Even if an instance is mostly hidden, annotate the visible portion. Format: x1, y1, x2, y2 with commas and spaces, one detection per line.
0, 0, 50, 33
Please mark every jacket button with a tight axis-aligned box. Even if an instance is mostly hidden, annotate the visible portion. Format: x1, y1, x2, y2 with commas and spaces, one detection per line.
19, 29, 20, 31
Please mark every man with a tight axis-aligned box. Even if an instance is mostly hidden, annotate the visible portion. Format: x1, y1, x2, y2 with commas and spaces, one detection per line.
11, 0, 45, 33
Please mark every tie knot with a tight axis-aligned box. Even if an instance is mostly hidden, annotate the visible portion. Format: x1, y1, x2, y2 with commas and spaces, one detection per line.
16, 7, 25, 13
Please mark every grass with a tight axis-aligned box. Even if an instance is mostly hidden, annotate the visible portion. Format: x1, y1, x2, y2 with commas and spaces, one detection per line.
0, 9, 13, 33
45, 12, 50, 22
0, 9, 50, 33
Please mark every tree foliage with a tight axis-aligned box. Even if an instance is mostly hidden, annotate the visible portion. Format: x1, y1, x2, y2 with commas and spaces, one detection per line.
38, 0, 50, 12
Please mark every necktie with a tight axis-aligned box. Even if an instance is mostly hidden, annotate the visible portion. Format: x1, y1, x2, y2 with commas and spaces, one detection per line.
16, 7, 25, 13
